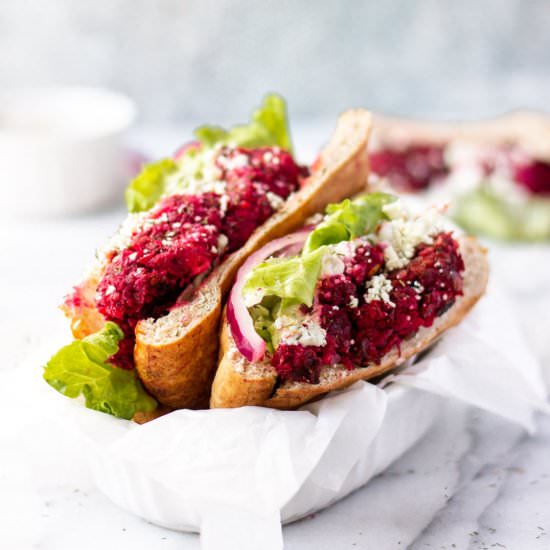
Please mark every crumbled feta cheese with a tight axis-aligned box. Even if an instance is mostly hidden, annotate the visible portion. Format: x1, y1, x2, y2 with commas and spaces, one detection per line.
319, 238, 368, 278
219, 194, 229, 216
305, 212, 324, 226
348, 295, 359, 308
275, 315, 327, 347
243, 287, 265, 308
331, 239, 359, 259
202, 152, 224, 181
98, 212, 148, 262
364, 274, 395, 306
165, 147, 226, 197
177, 177, 227, 197
105, 284, 116, 296
382, 244, 408, 271
377, 200, 443, 270
320, 252, 345, 277
218, 152, 249, 170
411, 280, 424, 294
266, 191, 285, 211
217, 234, 229, 252
382, 200, 410, 221
209, 180, 228, 195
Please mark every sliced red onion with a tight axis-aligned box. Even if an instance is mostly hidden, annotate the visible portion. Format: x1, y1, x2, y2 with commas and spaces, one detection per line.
227, 229, 311, 362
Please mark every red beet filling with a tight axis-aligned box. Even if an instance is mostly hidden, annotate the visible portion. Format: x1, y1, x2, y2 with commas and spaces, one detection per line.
477, 146, 550, 196
271, 233, 464, 384
369, 145, 449, 192
371, 141, 550, 197
513, 160, 550, 196
96, 146, 306, 369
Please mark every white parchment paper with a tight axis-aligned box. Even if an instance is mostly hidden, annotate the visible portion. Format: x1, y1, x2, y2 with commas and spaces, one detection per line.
488, 242, 550, 296
4, 281, 548, 550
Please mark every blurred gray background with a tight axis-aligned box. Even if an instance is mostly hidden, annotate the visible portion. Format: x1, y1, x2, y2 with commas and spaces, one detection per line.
1, 0, 549, 125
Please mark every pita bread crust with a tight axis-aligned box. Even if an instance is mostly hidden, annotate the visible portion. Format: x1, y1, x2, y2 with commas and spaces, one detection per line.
371, 110, 550, 160
210, 236, 488, 410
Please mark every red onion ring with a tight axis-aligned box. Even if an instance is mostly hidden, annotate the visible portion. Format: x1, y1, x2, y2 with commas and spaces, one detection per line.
227, 229, 311, 362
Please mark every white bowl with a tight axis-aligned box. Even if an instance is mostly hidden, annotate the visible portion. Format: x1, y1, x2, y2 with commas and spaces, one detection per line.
0, 86, 136, 217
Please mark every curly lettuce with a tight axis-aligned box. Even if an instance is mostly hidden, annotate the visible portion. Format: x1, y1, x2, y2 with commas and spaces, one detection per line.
43, 322, 157, 419
302, 192, 396, 254
125, 159, 178, 213
243, 247, 327, 309
125, 94, 293, 213
195, 94, 293, 152
454, 186, 550, 241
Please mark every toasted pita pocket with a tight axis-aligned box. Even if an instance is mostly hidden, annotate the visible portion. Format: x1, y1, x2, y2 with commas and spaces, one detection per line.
134, 109, 373, 408
210, 236, 488, 410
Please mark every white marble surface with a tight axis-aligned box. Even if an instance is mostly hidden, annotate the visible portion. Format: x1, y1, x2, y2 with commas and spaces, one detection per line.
1, 128, 550, 550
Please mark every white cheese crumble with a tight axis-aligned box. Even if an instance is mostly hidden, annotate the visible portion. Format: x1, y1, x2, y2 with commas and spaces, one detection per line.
217, 152, 249, 170
382, 199, 410, 221
332, 239, 361, 259
364, 274, 395, 306
348, 295, 359, 308
104, 284, 116, 296
377, 200, 443, 270
201, 154, 224, 182
165, 147, 227, 197
266, 191, 285, 211
219, 194, 230, 216
242, 287, 265, 308
217, 234, 229, 253
97, 211, 148, 263
320, 252, 346, 277
275, 315, 327, 347
305, 212, 324, 226
411, 280, 424, 294
167, 173, 227, 197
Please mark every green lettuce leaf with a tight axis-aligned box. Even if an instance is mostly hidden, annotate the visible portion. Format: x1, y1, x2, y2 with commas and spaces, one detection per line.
303, 192, 396, 254
125, 159, 178, 213
125, 94, 293, 213
454, 186, 550, 241
243, 246, 327, 309
194, 94, 293, 152
248, 295, 285, 353
43, 322, 157, 419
